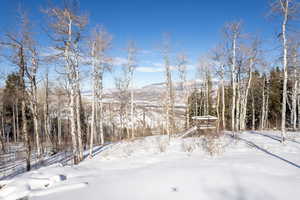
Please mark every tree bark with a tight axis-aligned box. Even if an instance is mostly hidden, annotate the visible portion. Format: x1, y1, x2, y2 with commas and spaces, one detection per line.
221, 65, 226, 130
12, 102, 16, 143
216, 87, 220, 132
99, 73, 104, 144
281, 0, 289, 142
130, 79, 135, 139
252, 90, 255, 130
261, 76, 266, 130
231, 34, 237, 133
89, 50, 97, 157
236, 79, 240, 131
70, 86, 78, 164
241, 59, 253, 130
76, 85, 84, 161
16, 99, 20, 142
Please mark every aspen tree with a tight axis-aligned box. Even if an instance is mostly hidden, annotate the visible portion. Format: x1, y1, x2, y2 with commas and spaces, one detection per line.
224, 22, 242, 133
212, 45, 226, 130
88, 26, 112, 157
43, 0, 88, 163
270, 0, 299, 142
0, 11, 34, 171
162, 34, 175, 138
176, 53, 189, 129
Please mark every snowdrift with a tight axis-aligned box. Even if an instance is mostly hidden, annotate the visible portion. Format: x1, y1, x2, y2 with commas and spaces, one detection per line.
0, 131, 300, 200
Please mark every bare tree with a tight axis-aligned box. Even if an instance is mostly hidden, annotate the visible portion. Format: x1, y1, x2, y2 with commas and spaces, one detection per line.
251, 89, 256, 130
43, 69, 53, 149
53, 86, 65, 149
224, 21, 242, 133
126, 41, 137, 139
239, 38, 260, 130
197, 55, 213, 116
43, 0, 88, 163
260, 74, 267, 130
161, 34, 175, 138
114, 41, 137, 139
25, 23, 42, 158
0, 11, 32, 171
289, 43, 299, 130
270, 0, 299, 142
88, 26, 112, 157
212, 45, 226, 130
0, 79, 6, 153
176, 52, 189, 129
115, 74, 130, 138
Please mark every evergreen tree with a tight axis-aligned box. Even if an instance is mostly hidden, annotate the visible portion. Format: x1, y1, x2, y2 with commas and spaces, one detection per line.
268, 67, 283, 129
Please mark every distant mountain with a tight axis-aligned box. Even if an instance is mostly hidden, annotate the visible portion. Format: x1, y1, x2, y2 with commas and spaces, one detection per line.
140, 79, 220, 91
82, 79, 221, 106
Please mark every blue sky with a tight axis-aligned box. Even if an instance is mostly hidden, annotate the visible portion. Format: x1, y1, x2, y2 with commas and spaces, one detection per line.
0, 0, 278, 88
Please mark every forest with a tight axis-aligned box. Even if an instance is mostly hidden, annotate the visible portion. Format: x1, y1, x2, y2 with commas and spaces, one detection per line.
1, 1, 300, 200
0, 0, 299, 180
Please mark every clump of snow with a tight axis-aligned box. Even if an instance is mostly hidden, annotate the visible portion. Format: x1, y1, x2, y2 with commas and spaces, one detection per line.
0, 163, 90, 200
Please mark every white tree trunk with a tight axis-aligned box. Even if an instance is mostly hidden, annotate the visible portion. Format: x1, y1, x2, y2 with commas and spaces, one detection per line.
99, 74, 104, 145
22, 98, 31, 171
261, 76, 266, 130
33, 87, 41, 157
33, 114, 40, 156
166, 66, 173, 138
231, 36, 237, 133
241, 59, 253, 130
16, 99, 19, 142
221, 65, 226, 130
12, 103, 17, 143
252, 91, 255, 130
236, 81, 240, 131
76, 86, 83, 161
89, 60, 96, 157
265, 82, 269, 129
292, 69, 298, 130
206, 78, 209, 115
57, 107, 62, 148
281, 0, 289, 142
130, 79, 135, 139
70, 85, 78, 163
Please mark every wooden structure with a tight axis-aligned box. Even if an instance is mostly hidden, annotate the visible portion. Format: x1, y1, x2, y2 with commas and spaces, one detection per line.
191, 115, 219, 135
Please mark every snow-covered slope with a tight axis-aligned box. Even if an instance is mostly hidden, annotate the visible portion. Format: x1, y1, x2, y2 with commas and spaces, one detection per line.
1, 131, 300, 200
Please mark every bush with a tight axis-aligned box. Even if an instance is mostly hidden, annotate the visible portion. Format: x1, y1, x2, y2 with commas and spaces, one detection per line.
181, 139, 196, 152
201, 135, 223, 156
156, 137, 169, 152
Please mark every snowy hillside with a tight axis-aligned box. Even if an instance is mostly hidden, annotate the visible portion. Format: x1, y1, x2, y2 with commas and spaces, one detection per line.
1, 131, 300, 200
82, 79, 219, 106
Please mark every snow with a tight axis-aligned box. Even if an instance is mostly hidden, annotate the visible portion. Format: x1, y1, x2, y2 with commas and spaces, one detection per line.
1, 131, 300, 200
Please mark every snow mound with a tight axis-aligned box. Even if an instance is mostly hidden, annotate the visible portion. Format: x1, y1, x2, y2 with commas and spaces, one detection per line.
0, 164, 88, 200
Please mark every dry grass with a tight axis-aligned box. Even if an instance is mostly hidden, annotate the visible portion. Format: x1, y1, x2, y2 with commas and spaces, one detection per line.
201, 135, 224, 156
156, 137, 169, 153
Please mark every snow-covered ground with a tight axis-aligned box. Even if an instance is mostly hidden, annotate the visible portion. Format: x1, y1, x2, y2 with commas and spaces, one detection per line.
1, 131, 300, 200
